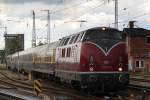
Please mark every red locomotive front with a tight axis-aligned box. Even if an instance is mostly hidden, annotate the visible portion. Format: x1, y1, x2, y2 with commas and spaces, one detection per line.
79, 27, 129, 91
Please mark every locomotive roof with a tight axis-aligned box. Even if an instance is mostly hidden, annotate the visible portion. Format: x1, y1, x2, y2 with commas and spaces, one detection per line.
60, 27, 119, 38
86, 27, 119, 31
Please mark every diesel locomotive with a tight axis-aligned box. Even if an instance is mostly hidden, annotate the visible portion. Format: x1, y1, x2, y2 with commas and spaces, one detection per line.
7, 27, 129, 92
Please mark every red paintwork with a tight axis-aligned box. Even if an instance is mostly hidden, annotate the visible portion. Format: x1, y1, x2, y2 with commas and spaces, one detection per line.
57, 62, 80, 71
80, 42, 128, 72
56, 41, 128, 73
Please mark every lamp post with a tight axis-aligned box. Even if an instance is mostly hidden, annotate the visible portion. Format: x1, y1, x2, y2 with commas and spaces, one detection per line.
16, 34, 20, 80
41, 10, 51, 43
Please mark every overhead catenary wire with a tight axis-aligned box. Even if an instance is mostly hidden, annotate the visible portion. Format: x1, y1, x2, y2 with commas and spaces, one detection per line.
119, 3, 148, 18
35, 1, 89, 19
41, 0, 98, 15
36, 0, 102, 33
63, 0, 102, 19
111, 11, 150, 26
53, 1, 105, 28
52, 1, 89, 14
38, 0, 150, 32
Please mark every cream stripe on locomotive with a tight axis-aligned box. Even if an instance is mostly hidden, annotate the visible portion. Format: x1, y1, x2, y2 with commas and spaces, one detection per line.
84, 41, 125, 56
55, 69, 129, 74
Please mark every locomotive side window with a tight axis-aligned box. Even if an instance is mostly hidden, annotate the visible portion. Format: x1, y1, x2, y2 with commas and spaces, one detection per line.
61, 38, 67, 46
73, 34, 80, 43
69, 36, 76, 44
59, 38, 64, 46
62, 49, 65, 57
63, 37, 70, 45
66, 48, 71, 57
77, 32, 84, 42
59, 38, 65, 46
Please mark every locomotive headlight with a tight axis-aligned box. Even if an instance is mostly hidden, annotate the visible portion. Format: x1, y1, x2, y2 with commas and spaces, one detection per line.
102, 27, 106, 31
89, 67, 94, 72
118, 67, 123, 72
118, 56, 123, 72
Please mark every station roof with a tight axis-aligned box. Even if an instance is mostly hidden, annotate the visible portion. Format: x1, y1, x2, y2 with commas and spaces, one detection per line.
123, 28, 150, 37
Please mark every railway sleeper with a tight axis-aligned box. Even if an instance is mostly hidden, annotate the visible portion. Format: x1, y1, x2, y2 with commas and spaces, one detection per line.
55, 77, 61, 84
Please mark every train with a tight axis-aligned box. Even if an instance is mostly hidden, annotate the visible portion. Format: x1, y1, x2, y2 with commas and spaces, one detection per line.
7, 27, 129, 92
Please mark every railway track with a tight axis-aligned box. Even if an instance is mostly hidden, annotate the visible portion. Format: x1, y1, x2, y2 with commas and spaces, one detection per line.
0, 71, 102, 100
130, 77, 150, 83
0, 70, 149, 100
0, 71, 64, 91
129, 76, 150, 92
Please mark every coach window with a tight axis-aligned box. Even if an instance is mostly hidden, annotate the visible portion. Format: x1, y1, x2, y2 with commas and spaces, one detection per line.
47, 57, 49, 62
45, 57, 47, 62
49, 56, 52, 62
135, 60, 144, 68
39, 57, 41, 63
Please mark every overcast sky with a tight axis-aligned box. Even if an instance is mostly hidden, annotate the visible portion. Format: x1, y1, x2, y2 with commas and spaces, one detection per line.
0, 0, 149, 49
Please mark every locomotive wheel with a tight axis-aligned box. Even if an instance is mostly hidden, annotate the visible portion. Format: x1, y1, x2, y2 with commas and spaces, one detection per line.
80, 88, 90, 94
13, 67, 17, 72
55, 77, 61, 84
71, 80, 81, 90
7, 66, 11, 70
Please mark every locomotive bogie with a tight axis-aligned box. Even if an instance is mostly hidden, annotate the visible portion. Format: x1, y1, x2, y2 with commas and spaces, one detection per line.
79, 72, 129, 91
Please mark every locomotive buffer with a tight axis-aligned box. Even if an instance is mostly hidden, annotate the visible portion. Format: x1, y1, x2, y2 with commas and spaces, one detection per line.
34, 79, 42, 96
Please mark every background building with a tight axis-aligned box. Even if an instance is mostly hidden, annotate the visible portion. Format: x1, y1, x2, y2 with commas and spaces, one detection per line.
123, 22, 150, 73
4, 34, 24, 55
0, 50, 5, 64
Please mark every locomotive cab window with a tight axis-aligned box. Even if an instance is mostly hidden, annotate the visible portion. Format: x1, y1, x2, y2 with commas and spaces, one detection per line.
83, 29, 122, 41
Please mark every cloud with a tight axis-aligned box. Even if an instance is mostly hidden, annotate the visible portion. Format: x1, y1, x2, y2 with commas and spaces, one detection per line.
0, 0, 149, 49
0, 0, 67, 4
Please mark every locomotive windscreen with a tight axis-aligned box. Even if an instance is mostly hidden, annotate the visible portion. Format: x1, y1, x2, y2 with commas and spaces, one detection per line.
83, 28, 122, 41
83, 28, 122, 52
